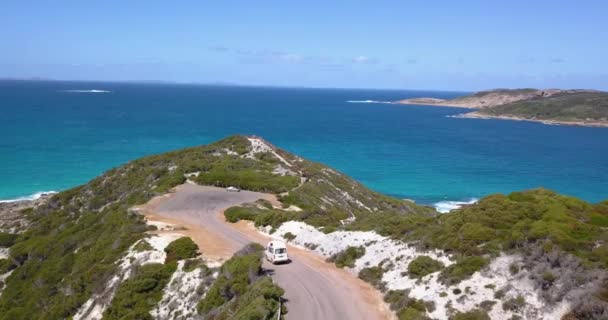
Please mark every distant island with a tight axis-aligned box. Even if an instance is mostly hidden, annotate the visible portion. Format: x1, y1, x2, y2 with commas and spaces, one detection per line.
396, 89, 608, 127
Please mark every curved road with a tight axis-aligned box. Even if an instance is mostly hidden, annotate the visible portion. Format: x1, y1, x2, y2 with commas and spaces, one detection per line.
143, 184, 391, 320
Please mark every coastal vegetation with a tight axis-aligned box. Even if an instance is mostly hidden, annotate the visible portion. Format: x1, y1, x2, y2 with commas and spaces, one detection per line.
398, 89, 608, 126
478, 90, 608, 122
358, 266, 385, 290
197, 243, 285, 319
164, 236, 200, 263
327, 246, 366, 268
0, 232, 17, 247
0, 135, 293, 318
0, 135, 606, 319
407, 256, 444, 278
103, 262, 177, 320
384, 289, 432, 320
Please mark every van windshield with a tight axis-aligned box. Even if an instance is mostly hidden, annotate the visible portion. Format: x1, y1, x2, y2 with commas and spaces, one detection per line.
275, 248, 286, 254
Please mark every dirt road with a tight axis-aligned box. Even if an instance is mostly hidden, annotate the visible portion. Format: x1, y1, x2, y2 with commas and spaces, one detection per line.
142, 183, 392, 320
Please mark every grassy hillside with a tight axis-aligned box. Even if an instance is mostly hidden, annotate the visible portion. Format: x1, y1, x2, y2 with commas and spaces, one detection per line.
0, 135, 426, 318
1, 135, 606, 319
197, 243, 285, 320
350, 189, 608, 317
477, 91, 608, 122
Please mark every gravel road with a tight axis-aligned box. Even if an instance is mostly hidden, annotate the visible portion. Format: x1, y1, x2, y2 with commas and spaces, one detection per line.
145, 184, 391, 320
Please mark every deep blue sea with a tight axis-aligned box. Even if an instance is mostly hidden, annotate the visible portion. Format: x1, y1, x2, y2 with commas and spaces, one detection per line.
1, 80, 607, 209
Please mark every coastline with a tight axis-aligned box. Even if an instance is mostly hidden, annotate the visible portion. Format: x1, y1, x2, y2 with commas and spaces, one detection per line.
394, 101, 477, 109
452, 112, 608, 128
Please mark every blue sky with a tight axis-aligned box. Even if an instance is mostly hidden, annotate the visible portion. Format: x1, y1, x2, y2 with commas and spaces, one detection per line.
3, 0, 608, 90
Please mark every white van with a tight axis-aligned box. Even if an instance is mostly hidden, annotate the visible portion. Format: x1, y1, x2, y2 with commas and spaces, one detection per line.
226, 186, 240, 192
265, 241, 289, 264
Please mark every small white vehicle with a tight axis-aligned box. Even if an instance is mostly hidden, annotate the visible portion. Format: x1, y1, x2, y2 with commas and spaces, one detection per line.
265, 241, 289, 264
226, 186, 240, 192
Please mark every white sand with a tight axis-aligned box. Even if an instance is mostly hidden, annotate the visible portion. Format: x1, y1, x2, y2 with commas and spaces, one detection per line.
268, 221, 571, 320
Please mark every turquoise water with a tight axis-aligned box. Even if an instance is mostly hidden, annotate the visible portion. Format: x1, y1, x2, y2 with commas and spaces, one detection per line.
1, 80, 607, 207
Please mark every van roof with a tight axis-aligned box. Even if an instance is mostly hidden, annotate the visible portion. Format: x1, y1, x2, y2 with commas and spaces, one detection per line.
268, 240, 287, 248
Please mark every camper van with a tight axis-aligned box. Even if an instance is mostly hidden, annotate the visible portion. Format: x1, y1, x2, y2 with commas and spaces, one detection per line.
265, 241, 289, 264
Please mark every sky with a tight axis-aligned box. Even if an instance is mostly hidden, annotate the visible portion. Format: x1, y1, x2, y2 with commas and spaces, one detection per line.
2, 0, 608, 91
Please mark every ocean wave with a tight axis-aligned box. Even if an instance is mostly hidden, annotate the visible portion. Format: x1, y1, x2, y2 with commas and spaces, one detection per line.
433, 198, 478, 213
0, 191, 57, 203
63, 89, 111, 93
346, 100, 392, 104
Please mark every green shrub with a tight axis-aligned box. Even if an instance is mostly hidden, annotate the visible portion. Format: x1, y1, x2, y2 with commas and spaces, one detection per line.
408, 256, 444, 278
198, 243, 265, 313
183, 259, 207, 273
133, 239, 153, 252
449, 309, 490, 320
439, 256, 489, 285
224, 206, 256, 223
502, 295, 526, 312
358, 266, 385, 290
197, 243, 285, 319
254, 210, 296, 229
384, 290, 430, 320
402, 189, 608, 268
397, 307, 429, 320
154, 171, 186, 193
0, 259, 15, 274
459, 223, 495, 243
164, 237, 200, 263
103, 263, 176, 320
327, 246, 366, 268
0, 233, 18, 247
283, 232, 296, 242
256, 199, 274, 209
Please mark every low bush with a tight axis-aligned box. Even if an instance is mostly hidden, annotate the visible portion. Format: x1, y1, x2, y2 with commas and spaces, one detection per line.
397, 307, 429, 320
439, 256, 488, 285
103, 262, 177, 320
197, 243, 285, 319
0, 233, 18, 247
183, 259, 207, 273
133, 239, 153, 252
224, 206, 256, 223
0, 259, 15, 274
327, 246, 366, 268
358, 266, 385, 290
502, 295, 526, 312
384, 290, 429, 320
449, 309, 490, 320
254, 209, 297, 230
164, 237, 200, 263
283, 232, 296, 242
407, 256, 444, 278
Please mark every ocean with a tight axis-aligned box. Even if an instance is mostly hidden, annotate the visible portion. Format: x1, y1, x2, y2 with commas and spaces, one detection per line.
1, 80, 607, 209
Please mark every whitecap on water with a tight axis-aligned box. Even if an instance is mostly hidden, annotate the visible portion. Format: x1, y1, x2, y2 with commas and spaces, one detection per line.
346, 100, 392, 104
433, 198, 478, 213
0, 191, 57, 203
62, 89, 110, 93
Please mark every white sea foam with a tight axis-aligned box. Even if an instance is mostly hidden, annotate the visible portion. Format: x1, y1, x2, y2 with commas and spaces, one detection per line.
346, 100, 392, 104
63, 89, 111, 93
433, 198, 478, 213
0, 191, 57, 203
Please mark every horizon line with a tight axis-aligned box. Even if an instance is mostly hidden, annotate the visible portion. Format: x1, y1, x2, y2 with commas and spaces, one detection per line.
2, 77, 605, 93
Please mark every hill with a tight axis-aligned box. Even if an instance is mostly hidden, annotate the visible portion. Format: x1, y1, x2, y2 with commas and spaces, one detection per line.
0, 135, 427, 319
397, 89, 608, 127
0, 135, 606, 319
